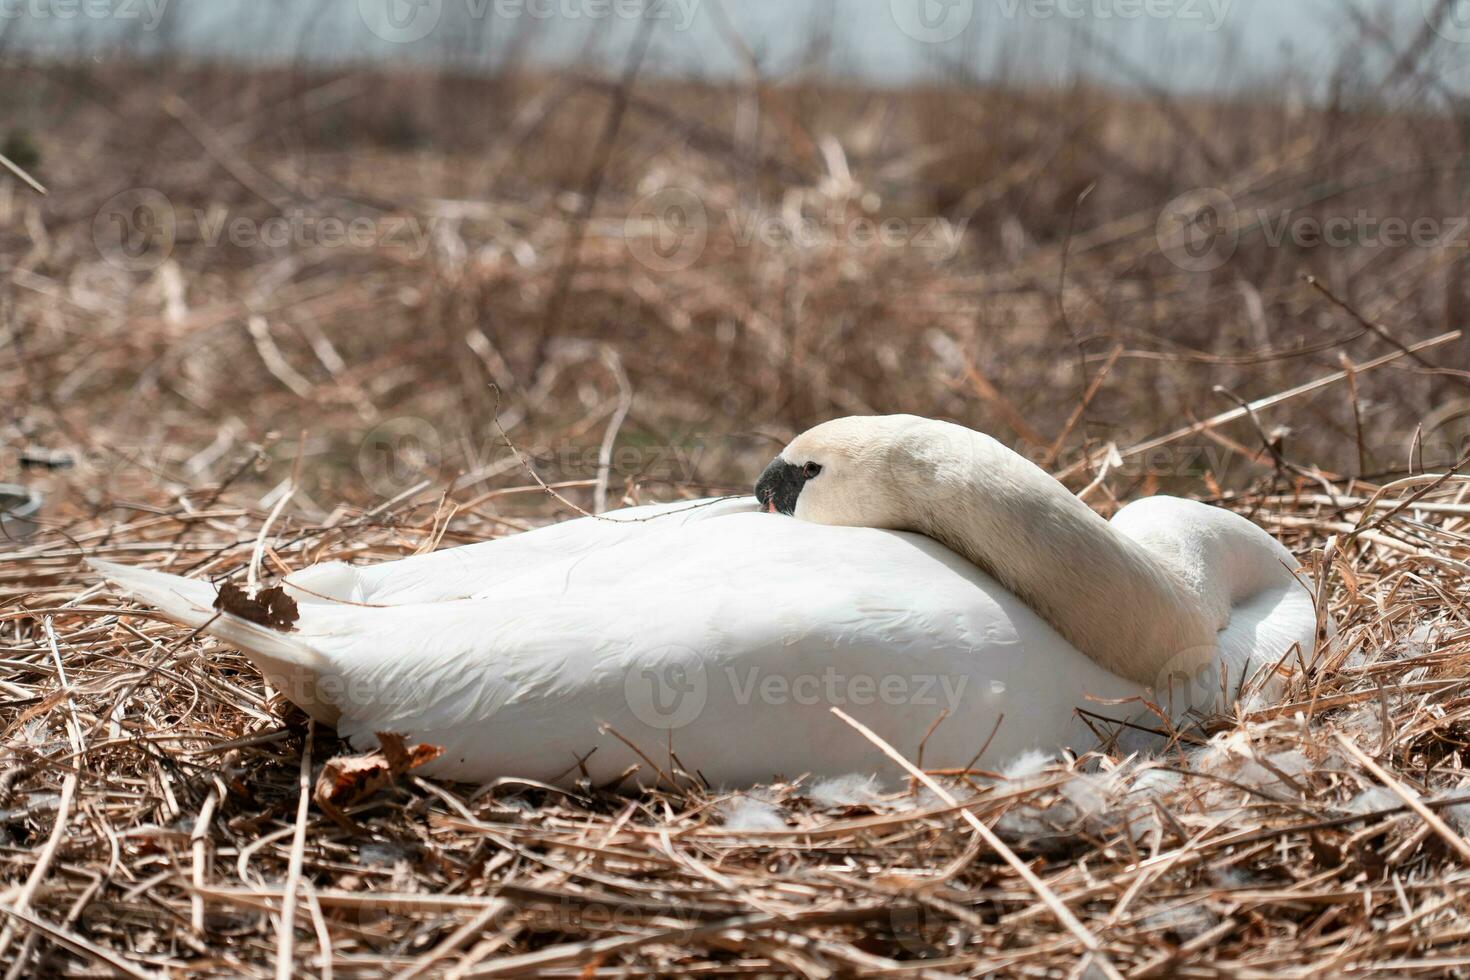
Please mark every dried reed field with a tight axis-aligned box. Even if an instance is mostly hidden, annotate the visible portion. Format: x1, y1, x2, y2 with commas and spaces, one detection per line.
4, 47, 1470, 977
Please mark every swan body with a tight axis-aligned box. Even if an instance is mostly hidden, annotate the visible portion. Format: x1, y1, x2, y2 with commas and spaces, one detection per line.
93, 416, 1319, 787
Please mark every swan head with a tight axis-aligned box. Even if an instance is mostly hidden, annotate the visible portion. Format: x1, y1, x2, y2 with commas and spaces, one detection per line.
755, 415, 953, 529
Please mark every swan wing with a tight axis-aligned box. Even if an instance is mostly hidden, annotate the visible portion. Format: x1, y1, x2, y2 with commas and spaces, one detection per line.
152, 512, 1146, 785
283, 496, 758, 606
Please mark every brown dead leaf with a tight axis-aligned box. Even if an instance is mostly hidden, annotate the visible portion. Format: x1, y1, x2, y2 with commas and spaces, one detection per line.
213, 581, 300, 632
375, 731, 441, 773
313, 733, 444, 826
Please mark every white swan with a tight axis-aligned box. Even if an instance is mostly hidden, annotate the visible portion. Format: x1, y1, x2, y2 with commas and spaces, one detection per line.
92, 416, 1318, 787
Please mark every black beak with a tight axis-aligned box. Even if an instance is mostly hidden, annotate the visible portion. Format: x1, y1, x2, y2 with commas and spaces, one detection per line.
755, 457, 804, 515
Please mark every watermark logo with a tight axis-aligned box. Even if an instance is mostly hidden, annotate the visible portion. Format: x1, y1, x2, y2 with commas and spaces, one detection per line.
624, 647, 708, 730
93, 188, 176, 271
890, 902, 949, 955
358, 417, 443, 498
1426, 0, 1470, 45
625, 187, 709, 272
359, 0, 443, 43
891, 0, 974, 43
1156, 187, 1237, 272
1150, 643, 1222, 719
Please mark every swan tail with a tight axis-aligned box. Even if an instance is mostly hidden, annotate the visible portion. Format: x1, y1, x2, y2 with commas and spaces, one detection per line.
89, 559, 342, 723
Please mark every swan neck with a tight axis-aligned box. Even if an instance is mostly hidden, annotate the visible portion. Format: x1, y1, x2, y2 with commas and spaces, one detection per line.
915, 433, 1216, 685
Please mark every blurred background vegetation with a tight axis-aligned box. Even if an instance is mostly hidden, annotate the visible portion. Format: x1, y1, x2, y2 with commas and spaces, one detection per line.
3, 0, 1469, 527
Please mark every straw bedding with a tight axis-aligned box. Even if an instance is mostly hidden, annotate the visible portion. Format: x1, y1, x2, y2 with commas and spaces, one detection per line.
5, 61, 1470, 977
5, 455, 1470, 977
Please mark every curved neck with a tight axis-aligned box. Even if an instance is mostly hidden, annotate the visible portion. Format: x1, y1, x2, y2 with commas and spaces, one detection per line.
905, 429, 1227, 686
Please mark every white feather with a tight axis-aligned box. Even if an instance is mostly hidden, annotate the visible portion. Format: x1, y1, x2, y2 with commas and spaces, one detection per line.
806, 774, 885, 808
1347, 788, 1401, 814
1000, 749, 1056, 781
719, 795, 787, 831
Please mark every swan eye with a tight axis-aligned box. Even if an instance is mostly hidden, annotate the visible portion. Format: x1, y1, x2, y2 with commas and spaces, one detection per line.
802, 462, 822, 479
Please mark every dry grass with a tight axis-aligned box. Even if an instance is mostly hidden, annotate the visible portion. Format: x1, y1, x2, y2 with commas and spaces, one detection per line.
4, 51, 1470, 976
5, 426, 1470, 977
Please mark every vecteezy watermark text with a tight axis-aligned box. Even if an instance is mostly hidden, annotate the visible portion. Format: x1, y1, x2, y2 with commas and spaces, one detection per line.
195, 207, 443, 259
357, 0, 701, 44
92, 189, 447, 270
1257, 210, 1470, 251
727, 208, 968, 256
625, 187, 969, 272
727, 666, 970, 711
358, 416, 710, 497
1157, 187, 1470, 273
625, 658, 972, 731
0, 0, 170, 29
889, 0, 1232, 44
993, 0, 1230, 28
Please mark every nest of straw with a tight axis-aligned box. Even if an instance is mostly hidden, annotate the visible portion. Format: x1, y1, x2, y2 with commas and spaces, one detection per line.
5, 56, 1470, 976
4, 456, 1470, 977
